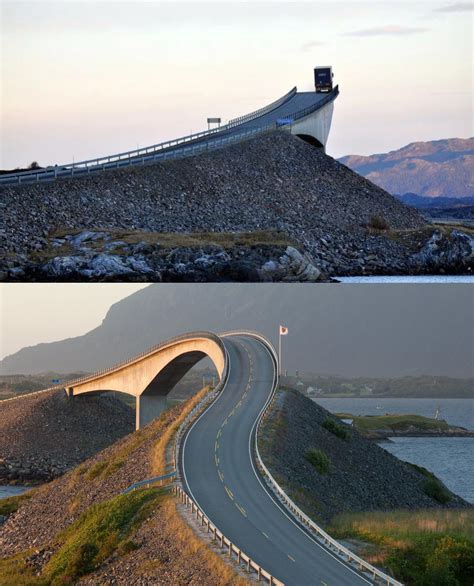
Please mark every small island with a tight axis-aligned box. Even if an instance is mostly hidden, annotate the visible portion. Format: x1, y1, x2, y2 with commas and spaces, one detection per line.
335, 412, 474, 440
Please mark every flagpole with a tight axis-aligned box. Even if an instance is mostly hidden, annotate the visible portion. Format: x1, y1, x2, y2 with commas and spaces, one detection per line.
279, 328, 282, 376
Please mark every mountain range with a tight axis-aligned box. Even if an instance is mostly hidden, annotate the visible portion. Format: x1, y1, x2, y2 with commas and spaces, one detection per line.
339, 138, 474, 200
1, 284, 473, 379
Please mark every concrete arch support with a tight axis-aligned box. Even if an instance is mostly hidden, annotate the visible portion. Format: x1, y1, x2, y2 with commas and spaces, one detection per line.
290, 100, 334, 150
65, 333, 226, 429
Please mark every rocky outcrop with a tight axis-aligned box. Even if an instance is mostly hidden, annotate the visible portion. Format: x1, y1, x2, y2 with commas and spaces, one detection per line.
3, 228, 323, 282
259, 389, 469, 523
0, 390, 134, 483
1, 131, 432, 279
411, 229, 474, 272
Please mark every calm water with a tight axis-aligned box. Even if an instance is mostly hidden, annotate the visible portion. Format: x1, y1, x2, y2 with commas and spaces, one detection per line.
315, 398, 474, 503
337, 275, 474, 283
0, 485, 30, 500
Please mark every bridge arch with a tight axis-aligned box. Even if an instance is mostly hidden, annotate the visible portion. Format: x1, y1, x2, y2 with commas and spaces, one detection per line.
65, 333, 226, 429
295, 134, 324, 148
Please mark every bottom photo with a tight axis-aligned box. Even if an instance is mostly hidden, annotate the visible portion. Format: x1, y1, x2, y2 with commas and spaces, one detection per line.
0, 283, 473, 586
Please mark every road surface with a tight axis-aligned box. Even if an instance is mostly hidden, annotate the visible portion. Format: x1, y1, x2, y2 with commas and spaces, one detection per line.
181, 334, 371, 586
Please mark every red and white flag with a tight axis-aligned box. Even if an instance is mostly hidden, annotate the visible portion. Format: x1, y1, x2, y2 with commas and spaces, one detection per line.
279, 325, 289, 336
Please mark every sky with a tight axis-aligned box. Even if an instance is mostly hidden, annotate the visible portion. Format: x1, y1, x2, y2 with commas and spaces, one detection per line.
0, 283, 148, 359
1, 0, 472, 168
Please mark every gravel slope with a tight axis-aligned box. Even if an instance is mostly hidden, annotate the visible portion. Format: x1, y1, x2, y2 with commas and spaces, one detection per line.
1, 131, 426, 276
259, 389, 469, 524
0, 389, 134, 482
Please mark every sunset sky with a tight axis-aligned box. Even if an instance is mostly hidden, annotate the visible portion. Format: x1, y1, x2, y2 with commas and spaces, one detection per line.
1, 1, 472, 169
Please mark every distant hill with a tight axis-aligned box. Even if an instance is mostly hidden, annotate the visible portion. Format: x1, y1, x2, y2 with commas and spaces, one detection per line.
339, 138, 474, 199
1, 284, 473, 379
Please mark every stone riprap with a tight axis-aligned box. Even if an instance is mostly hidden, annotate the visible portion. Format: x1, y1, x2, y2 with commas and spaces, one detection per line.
0, 390, 134, 483
4, 131, 470, 281
259, 389, 469, 524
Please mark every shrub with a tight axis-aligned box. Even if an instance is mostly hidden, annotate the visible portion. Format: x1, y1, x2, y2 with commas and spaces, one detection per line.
0, 492, 32, 516
368, 215, 390, 231
305, 448, 330, 474
424, 477, 451, 504
322, 418, 349, 440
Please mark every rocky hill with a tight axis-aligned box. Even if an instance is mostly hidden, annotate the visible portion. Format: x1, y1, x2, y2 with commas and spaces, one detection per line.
1, 131, 434, 280
0, 390, 134, 482
339, 137, 474, 199
259, 389, 469, 523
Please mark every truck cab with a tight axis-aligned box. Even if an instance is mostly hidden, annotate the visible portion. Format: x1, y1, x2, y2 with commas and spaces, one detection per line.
314, 66, 333, 93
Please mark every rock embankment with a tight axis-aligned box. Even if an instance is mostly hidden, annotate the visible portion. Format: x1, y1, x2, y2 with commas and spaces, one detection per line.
0, 389, 134, 482
259, 389, 469, 524
5, 131, 470, 280
0, 401, 240, 585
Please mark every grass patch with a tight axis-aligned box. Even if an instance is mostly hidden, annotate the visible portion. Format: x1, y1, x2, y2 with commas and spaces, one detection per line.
45, 488, 162, 584
0, 489, 161, 586
0, 491, 32, 516
329, 509, 474, 585
368, 215, 390, 231
423, 477, 452, 504
305, 448, 331, 474
406, 462, 451, 502
322, 417, 349, 440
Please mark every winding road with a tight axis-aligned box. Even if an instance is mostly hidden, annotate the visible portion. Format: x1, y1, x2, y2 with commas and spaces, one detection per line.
180, 334, 371, 586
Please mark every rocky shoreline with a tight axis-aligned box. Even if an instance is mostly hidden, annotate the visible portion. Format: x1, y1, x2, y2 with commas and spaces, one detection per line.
2, 131, 471, 281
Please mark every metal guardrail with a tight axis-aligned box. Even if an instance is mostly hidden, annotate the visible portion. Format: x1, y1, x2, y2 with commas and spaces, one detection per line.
174, 484, 284, 586
252, 346, 403, 586
123, 471, 177, 494
0, 86, 338, 185
0, 87, 296, 185
227, 86, 297, 127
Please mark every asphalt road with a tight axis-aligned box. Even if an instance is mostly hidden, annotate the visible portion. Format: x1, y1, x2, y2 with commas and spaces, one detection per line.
181, 334, 371, 586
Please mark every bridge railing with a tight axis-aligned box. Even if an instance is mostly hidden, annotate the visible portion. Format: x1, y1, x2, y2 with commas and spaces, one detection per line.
0, 87, 338, 186
253, 357, 403, 585
0, 87, 296, 186
226, 86, 297, 127
65, 331, 226, 391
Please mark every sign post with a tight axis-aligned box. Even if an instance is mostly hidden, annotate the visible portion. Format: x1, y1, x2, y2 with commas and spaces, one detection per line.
207, 117, 222, 130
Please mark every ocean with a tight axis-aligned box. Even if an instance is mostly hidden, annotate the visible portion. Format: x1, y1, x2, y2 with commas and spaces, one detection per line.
315, 397, 474, 503
337, 276, 474, 283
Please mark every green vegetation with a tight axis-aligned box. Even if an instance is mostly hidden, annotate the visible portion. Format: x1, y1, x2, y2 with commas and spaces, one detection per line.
423, 477, 452, 504
329, 509, 474, 585
0, 491, 32, 516
336, 413, 453, 434
305, 448, 331, 474
405, 463, 452, 504
368, 215, 390, 231
322, 417, 349, 440
0, 489, 162, 586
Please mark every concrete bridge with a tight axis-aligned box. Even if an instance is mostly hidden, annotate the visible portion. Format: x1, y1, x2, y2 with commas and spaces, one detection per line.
63, 329, 399, 585
65, 332, 226, 429
0, 78, 339, 185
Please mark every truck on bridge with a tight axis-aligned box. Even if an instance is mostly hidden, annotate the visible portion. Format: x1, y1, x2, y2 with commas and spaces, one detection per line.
314, 66, 334, 93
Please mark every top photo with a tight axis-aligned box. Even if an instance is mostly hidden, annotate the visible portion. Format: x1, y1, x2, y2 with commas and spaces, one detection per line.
1, 1, 472, 283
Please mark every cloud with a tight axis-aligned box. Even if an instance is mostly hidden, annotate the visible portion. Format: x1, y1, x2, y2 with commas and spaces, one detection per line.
301, 40, 326, 51
345, 25, 430, 37
434, 3, 473, 12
